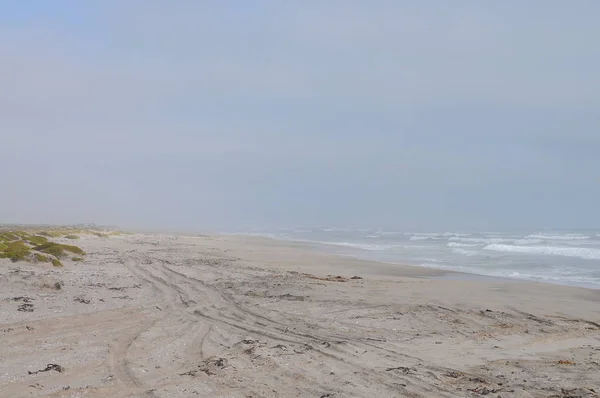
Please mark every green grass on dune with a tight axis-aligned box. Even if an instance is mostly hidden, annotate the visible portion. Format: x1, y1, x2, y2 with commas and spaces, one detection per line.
0, 232, 19, 241
34, 253, 51, 263
37, 231, 63, 238
62, 244, 85, 255
2, 241, 31, 262
26, 235, 49, 245
35, 242, 85, 258
1, 228, 86, 266
1, 232, 48, 246
0, 225, 111, 268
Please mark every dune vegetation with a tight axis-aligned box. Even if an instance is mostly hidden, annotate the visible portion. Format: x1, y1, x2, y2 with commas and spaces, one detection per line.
0, 227, 99, 267
1, 241, 31, 262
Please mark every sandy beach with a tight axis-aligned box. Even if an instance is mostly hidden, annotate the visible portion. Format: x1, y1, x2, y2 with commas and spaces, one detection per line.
1, 233, 599, 398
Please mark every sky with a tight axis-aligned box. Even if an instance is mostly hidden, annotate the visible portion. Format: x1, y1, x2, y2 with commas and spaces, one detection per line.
1, 1, 599, 231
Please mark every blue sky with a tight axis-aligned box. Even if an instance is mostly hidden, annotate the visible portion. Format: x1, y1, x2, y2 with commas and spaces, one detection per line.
1, 1, 599, 231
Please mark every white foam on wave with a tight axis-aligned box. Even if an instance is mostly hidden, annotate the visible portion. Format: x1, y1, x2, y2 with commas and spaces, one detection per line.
449, 237, 545, 246
410, 236, 432, 241
422, 258, 444, 263
502, 271, 600, 287
447, 242, 478, 248
405, 232, 441, 237
451, 248, 480, 257
408, 232, 471, 238
484, 244, 600, 260
449, 237, 509, 244
525, 233, 590, 241
512, 239, 544, 245
322, 227, 370, 232
442, 232, 472, 237
321, 241, 398, 251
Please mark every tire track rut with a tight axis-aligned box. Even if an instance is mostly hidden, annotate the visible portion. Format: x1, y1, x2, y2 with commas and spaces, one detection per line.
113, 250, 465, 397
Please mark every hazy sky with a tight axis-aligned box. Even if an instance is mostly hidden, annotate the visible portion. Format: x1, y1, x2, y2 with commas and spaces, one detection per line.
1, 1, 599, 231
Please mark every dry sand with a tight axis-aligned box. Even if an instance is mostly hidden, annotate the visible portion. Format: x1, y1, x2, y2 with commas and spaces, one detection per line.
1, 233, 599, 398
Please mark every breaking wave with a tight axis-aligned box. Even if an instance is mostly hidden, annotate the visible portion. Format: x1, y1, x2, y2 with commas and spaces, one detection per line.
449, 237, 510, 244
447, 242, 478, 248
320, 242, 398, 251
451, 248, 480, 257
484, 244, 600, 260
525, 233, 590, 241
410, 236, 432, 241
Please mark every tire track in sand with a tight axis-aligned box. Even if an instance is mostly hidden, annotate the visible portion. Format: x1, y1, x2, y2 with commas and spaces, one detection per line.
104, 254, 214, 395
110, 248, 477, 397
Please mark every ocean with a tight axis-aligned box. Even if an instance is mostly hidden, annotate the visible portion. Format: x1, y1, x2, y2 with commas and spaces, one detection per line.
236, 228, 600, 289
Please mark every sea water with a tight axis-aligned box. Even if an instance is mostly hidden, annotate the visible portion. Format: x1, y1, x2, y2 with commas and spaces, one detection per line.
235, 228, 600, 289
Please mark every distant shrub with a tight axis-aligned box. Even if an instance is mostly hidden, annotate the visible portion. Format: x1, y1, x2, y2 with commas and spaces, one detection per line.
26, 235, 49, 245
92, 232, 109, 238
37, 231, 62, 238
3, 241, 31, 262
34, 253, 51, 263
0, 232, 19, 241
35, 242, 85, 258
0, 229, 87, 267
35, 243, 65, 257
62, 244, 85, 255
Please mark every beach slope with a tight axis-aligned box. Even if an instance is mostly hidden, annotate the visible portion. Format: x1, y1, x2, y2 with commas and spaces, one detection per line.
1, 233, 599, 397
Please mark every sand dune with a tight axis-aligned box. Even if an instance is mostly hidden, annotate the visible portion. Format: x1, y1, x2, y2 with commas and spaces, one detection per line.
1, 233, 599, 397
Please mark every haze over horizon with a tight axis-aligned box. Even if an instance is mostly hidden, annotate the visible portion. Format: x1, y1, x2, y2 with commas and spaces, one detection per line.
2, 1, 599, 232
